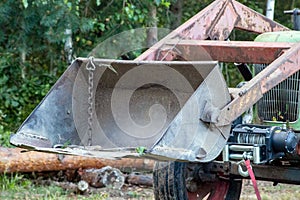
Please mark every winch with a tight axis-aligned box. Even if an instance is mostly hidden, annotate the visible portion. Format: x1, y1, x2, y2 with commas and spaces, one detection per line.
223, 124, 298, 164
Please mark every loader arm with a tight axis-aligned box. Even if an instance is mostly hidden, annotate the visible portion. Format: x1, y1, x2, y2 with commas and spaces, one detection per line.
160, 39, 300, 126
137, 0, 288, 61
133, 0, 292, 161
135, 0, 292, 129
217, 42, 300, 126
163, 40, 293, 64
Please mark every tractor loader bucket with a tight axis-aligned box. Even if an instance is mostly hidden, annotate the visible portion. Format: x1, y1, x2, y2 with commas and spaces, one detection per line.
10, 58, 231, 162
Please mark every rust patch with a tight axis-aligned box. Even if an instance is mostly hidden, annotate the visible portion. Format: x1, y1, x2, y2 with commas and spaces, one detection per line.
166, 40, 292, 63
232, 0, 289, 33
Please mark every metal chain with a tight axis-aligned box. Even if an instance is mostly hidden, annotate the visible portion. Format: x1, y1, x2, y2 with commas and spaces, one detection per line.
85, 57, 117, 146
86, 56, 96, 146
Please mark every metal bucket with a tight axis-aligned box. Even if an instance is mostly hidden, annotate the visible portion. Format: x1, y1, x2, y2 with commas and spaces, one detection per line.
10, 58, 230, 162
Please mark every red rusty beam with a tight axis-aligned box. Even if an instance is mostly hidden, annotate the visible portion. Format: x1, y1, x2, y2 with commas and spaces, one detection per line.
233, 0, 288, 34
206, 0, 289, 40
164, 40, 293, 63
137, 0, 289, 61
216, 42, 300, 126
136, 0, 227, 61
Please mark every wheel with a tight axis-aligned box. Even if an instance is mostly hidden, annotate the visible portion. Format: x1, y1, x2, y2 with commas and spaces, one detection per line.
153, 161, 242, 200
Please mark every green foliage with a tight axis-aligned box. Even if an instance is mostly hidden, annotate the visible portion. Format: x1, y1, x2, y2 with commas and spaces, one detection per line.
0, 51, 56, 135
0, 1, 68, 135
136, 146, 146, 155
0, 125, 13, 147
0, 173, 30, 191
0, 173, 110, 199
0, 173, 62, 199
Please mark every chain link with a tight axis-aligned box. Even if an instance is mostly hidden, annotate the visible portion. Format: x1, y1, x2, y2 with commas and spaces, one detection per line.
86, 57, 96, 146
85, 57, 117, 146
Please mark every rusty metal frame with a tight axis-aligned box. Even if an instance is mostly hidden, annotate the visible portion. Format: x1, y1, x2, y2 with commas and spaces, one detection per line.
164, 40, 293, 64
136, 0, 300, 127
136, 0, 289, 61
218, 42, 300, 125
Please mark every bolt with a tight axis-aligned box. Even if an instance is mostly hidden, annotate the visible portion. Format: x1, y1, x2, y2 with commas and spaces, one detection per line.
196, 148, 207, 159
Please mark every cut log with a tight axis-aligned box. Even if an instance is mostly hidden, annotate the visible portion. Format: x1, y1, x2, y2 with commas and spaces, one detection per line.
126, 173, 153, 187
80, 166, 125, 189
0, 147, 154, 173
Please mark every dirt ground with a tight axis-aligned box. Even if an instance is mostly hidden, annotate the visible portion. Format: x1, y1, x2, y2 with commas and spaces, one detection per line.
1, 172, 300, 199
80, 180, 300, 199
104, 180, 300, 200
241, 180, 300, 200
112, 180, 300, 200
68, 179, 300, 200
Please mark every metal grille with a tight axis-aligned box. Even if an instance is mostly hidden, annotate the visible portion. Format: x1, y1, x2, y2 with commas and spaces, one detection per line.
255, 64, 300, 122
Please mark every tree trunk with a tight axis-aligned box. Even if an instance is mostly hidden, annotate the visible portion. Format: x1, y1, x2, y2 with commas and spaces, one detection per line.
0, 147, 154, 173
147, 4, 158, 47
170, 0, 183, 30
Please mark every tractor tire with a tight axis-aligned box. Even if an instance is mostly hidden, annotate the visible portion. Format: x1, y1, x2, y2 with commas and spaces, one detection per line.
153, 161, 242, 200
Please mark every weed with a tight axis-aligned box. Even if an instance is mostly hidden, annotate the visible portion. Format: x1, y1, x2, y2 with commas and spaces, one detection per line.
0, 173, 27, 191
0, 173, 111, 200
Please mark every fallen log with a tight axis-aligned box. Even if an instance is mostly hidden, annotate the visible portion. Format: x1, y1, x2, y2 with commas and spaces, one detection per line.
126, 173, 153, 187
0, 147, 154, 173
80, 166, 125, 189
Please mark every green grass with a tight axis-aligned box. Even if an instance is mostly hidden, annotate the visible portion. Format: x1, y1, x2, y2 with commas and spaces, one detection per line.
0, 173, 30, 191
0, 173, 154, 200
0, 124, 13, 147
0, 173, 67, 199
0, 174, 109, 200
